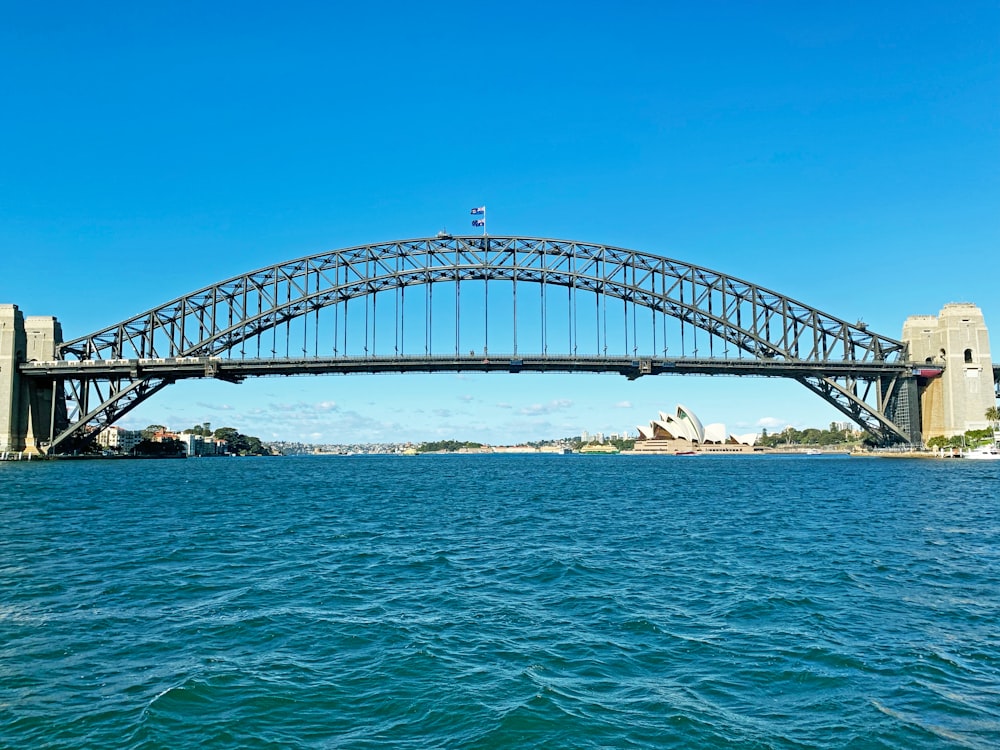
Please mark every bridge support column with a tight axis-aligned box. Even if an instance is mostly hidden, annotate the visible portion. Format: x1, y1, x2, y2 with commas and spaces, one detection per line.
0, 306, 66, 455
22, 315, 66, 454
903, 303, 995, 442
0, 305, 27, 453
884, 375, 922, 445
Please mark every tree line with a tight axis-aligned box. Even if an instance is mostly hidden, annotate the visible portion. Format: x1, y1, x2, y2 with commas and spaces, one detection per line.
756, 424, 858, 448
926, 407, 1000, 450
415, 440, 484, 453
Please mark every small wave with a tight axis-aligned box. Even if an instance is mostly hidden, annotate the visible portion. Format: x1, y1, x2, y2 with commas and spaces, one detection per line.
872, 699, 994, 749
619, 618, 664, 635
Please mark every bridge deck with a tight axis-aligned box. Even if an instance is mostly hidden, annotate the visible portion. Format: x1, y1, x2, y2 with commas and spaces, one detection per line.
21, 355, 917, 381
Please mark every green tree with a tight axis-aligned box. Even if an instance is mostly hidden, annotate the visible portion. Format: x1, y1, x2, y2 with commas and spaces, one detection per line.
133, 438, 186, 457
141, 424, 166, 440
609, 437, 636, 451
183, 422, 214, 436
415, 440, 484, 453
802, 428, 822, 444
213, 426, 240, 443
965, 428, 993, 447
755, 423, 860, 449
212, 426, 268, 455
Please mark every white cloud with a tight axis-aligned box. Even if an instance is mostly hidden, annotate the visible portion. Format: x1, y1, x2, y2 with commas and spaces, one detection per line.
518, 399, 573, 416
268, 401, 307, 413
614, 400, 632, 408
195, 402, 234, 411
756, 416, 785, 429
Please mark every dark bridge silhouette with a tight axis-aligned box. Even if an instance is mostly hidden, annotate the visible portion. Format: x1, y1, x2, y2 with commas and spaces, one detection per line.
20, 235, 928, 451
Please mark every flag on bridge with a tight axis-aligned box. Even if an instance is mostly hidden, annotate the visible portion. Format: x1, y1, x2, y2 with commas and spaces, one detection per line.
470, 205, 486, 234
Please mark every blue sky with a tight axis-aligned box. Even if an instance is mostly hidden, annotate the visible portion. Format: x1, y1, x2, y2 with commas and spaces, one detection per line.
2, 2, 998, 444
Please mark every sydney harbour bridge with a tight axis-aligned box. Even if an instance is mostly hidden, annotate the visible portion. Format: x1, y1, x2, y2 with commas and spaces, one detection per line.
3, 234, 979, 454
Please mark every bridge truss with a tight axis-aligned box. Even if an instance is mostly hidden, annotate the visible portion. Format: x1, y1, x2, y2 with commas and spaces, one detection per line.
23, 236, 918, 451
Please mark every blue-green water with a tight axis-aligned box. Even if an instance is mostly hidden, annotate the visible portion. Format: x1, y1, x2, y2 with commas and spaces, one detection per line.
2, 455, 998, 748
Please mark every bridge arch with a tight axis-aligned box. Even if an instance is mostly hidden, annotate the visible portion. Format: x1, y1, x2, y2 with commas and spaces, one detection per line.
36, 236, 914, 450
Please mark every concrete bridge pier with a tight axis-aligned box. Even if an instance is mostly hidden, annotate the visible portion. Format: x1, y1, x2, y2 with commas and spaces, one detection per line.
0, 304, 66, 455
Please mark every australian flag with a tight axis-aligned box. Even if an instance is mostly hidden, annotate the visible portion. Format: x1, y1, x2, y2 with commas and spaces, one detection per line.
472, 219, 486, 227
470, 206, 485, 215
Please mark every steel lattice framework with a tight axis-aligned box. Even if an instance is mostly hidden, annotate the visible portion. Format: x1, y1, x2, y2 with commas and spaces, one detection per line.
26, 236, 916, 450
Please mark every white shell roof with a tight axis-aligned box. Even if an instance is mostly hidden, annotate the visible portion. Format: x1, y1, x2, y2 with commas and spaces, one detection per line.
638, 406, 758, 446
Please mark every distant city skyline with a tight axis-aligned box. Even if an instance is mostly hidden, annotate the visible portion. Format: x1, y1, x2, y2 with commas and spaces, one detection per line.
3, 2, 997, 444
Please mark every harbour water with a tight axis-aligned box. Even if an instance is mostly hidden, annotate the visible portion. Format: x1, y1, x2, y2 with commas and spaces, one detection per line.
2, 455, 998, 748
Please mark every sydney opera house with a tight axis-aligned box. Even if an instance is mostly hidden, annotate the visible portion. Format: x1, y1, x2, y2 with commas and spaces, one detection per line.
632, 405, 764, 454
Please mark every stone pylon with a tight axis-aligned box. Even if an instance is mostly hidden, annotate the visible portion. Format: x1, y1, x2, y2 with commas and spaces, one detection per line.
0, 304, 27, 452
902, 303, 996, 441
0, 305, 66, 454
23, 315, 66, 453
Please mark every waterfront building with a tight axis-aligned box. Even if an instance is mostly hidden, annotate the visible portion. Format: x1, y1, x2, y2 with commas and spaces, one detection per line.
632, 405, 762, 454
151, 428, 181, 443
95, 425, 142, 454
492, 445, 538, 454
146, 427, 227, 456
178, 433, 228, 457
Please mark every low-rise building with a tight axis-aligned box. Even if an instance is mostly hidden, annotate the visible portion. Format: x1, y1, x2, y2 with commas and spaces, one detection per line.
96, 425, 142, 453
178, 433, 228, 457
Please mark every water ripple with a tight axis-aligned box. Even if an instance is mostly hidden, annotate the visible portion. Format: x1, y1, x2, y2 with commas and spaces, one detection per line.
2, 455, 999, 748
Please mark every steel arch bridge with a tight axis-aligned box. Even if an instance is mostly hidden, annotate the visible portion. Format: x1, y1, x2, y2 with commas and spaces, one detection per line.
21, 235, 922, 451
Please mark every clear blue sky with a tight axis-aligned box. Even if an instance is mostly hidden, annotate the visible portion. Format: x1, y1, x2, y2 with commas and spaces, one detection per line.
2, 2, 998, 443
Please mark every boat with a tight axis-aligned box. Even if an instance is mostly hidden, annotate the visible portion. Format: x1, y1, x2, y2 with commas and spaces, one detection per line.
804, 449, 822, 455
962, 444, 1000, 460
579, 444, 620, 455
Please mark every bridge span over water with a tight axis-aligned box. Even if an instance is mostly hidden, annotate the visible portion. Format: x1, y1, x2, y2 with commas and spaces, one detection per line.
2, 235, 973, 453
